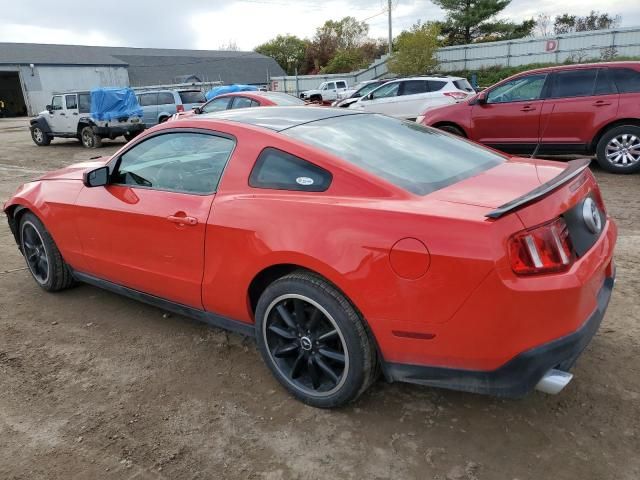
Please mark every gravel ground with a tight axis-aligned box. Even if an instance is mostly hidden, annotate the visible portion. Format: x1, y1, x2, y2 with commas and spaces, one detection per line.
1, 117, 639, 480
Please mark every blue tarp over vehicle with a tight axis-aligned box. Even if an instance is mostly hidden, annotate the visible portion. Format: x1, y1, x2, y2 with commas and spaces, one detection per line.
205, 84, 258, 100
90, 87, 143, 121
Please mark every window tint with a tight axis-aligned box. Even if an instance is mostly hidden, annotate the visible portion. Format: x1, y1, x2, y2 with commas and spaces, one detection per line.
487, 74, 547, 103
324, 82, 335, 90
610, 68, 640, 93
51, 96, 63, 110
157, 92, 175, 105
283, 114, 504, 196
139, 93, 157, 107
78, 93, 91, 113
400, 80, 428, 96
453, 79, 474, 92
354, 81, 384, 98
263, 92, 305, 105
178, 90, 206, 104
202, 97, 231, 113
336, 81, 347, 89
370, 82, 400, 99
427, 80, 448, 92
594, 69, 616, 95
65, 94, 78, 109
112, 132, 235, 194
231, 96, 255, 109
250, 100, 260, 107
550, 69, 597, 98
249, 148, 332, 192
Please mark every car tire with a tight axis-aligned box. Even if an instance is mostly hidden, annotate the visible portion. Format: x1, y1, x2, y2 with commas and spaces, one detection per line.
255, 270, 377, 408
596, 125, 640, 174
81, 126, 102, 148
159, 116, 169, 123
309, 94, 322, 103
438, 124, 465, 137
19, 212, 75, 292
30, 126, 51, 146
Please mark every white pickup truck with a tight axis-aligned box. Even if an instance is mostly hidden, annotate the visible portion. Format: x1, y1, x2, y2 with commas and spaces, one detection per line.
299, 80, 349, 103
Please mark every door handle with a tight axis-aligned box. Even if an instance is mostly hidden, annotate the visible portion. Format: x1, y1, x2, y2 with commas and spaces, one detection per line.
167, 215, 198, 226
60, 112, 66, 116
593, 101, 612, 106
72, 112, 78, 115
520, 105, 536, 112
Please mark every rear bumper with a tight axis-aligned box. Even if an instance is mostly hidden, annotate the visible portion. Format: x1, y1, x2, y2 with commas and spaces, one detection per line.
383, 274, 614, 397
93, 123, 144, 136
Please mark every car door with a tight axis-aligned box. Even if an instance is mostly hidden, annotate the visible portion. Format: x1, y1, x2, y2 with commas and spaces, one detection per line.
392, 80, 430, 119
471, 73, 548, 152
47, 95, 67, 133
138, 93, 158, 127
356, 82, 401, 115
73, 130, 236, 308
539, 68, 619, 149
324, 82, 336, 100
64, 94, 80, 132
157, 92, 177, 121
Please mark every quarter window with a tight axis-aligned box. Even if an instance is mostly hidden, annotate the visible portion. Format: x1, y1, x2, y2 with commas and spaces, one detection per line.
487, 74, 547, 103
427, 80, 448, 91
202, 97, 231, 113
549, 69, 598, 98
249, 148, 332, 192
112, 132, 235, 194
65, 94, 78, 109
610, 68, 640, 93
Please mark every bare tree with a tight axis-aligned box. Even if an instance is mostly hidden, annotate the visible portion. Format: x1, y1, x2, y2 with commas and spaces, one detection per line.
219, 40, 239, 51
536, 14, 552, 38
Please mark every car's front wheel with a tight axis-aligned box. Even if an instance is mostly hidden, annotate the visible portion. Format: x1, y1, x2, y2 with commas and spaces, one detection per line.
255, 271, 377, 408
19, 213, 75, 291
80, 126, 102, 148
596, 125, 640, 174
30, 126, 51, 146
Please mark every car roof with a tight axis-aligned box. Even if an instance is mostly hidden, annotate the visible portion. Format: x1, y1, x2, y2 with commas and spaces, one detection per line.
199, 106, 367, 131
513, 61, 640, 76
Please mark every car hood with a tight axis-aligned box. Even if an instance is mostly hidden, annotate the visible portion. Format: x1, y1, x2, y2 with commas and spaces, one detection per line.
38, 157, 110, 181
429, 157, 568, 209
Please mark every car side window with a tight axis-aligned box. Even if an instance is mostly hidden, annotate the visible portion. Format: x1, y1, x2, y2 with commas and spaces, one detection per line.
593, 68, 616, 95
78, 94, 91, 113
400, 80, 428, 96
65, 94, 78, 110
250, 100, 260, 107
249, 147, 332, 192
202, 97, 231, 113
610, 68, 640, 93
336, 81, 346, 89
487, 74, 547, 104
157, 92, 175, 105
139, 93, 158, 107
231, 97, 254, 109
51, 96, 63, 110
427, 80, 448, 92
370, 82, 400, 100
549, 69, 598, 98
112, 132, 235, 194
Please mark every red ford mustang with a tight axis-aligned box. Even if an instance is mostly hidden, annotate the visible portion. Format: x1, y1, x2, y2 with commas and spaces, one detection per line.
4, 107, 617, 408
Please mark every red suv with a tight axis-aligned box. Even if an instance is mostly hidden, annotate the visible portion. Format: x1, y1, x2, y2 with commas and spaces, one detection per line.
419, 62, 640, 173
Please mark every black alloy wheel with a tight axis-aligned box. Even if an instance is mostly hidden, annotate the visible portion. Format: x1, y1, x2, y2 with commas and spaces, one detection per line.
21, 220, 49, 285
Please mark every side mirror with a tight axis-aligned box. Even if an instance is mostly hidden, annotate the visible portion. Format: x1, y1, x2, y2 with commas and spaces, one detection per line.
362, 93, 372, 101
45, 105, 53, 112
193, 106, 202, 114
476, 92, 487, 105
83, 166, 109, 188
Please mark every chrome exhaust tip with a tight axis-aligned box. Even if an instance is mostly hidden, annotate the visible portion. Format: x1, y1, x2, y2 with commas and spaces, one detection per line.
535, 369, 573, 395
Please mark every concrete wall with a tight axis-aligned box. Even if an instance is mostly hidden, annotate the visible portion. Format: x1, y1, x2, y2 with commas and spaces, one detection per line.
0, 65, 130, 115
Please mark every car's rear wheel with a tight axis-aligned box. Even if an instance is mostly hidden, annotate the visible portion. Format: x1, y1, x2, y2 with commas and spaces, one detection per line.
81, 126, 102, 148
255, 271, 377, 408
19, 213, 75, 292
437, 124, 465, 137
30, 126, 51, 146
596, 125, 640, 174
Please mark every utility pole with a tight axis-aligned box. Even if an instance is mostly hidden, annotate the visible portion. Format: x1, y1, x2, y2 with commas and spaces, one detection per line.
388, 0, 393, 56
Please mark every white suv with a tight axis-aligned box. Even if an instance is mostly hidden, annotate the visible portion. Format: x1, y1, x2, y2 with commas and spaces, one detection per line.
299, 80, 349, 103
349, 76, 474, 120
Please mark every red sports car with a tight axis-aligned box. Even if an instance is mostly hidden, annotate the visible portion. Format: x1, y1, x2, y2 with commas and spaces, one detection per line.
169, 90, 307, 121
4, 107, 617, 408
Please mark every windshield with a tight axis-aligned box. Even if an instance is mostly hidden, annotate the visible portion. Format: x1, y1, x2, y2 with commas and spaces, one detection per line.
355, 82, 384, 97
283, 114, 505, 195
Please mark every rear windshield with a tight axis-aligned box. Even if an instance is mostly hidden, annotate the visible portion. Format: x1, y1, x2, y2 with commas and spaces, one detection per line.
179, 91, 206, 104
265, 92, 306, 106
283, 114, 505, 195
453, 79, 475, 92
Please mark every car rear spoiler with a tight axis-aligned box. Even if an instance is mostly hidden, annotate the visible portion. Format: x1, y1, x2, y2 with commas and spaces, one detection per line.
486, 158, 592, 219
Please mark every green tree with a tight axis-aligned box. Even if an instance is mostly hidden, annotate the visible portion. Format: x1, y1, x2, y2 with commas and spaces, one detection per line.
554, 11, 621, 35
255, 35, 308, 75
308, 16, 369, 71
432, 0, 534, 45
321, 49, 368, 73
388, 22, 440, 76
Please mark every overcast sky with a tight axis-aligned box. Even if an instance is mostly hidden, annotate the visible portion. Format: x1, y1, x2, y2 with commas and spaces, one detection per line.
0, 0, 637, 51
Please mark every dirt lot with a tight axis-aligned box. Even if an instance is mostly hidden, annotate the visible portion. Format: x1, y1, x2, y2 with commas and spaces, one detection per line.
0, 117, 639, 480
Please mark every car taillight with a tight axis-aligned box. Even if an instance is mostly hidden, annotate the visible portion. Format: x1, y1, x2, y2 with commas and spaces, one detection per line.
443, 91, 468, 100
508, 218, 574, 275
176, 104, 185, 113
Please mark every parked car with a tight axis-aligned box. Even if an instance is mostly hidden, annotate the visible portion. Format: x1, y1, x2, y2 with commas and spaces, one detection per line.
419, 62, 640, 174
332, 79, 390, 108
5, 107, 616, 407
336, 80, 383, 101
136, 89, 206, 127
299, 80, 349, 103
29, 89, 144, 148
170, 91, 306, 121
349, 76, 474, 120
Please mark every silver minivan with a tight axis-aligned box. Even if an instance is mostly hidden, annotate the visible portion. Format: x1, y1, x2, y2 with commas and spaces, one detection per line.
136, 89, 206, 127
